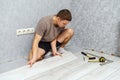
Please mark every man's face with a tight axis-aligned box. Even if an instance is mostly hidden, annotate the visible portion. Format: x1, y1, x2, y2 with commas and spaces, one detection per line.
57, 18, 69, 28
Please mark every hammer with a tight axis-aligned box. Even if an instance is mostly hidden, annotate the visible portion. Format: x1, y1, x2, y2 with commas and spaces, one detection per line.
81, 52, 96, 60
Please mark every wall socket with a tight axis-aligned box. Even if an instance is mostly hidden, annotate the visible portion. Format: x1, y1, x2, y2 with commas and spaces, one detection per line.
16, 28, 35, 35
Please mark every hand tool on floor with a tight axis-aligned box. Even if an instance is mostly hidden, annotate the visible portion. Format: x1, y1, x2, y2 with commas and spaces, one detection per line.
88, 56, 106, 62
84, 52, 113, 66
81, 52, 96, 60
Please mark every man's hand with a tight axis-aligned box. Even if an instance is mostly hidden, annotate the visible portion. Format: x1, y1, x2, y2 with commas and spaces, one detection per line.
27, 58, 36, 67
52, 51, 62, 57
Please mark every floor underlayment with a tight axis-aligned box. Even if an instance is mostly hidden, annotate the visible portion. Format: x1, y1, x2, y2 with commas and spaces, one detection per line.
0, 50, 120, 80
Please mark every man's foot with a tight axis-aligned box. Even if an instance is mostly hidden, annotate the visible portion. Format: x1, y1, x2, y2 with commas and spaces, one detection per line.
44, 51, 53, 58
36, 56, 44, 61
58, 47, 69, 54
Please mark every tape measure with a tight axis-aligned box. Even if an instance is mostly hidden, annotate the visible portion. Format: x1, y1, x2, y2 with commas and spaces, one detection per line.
88, 57, 106, 62
99, 57, 106, 62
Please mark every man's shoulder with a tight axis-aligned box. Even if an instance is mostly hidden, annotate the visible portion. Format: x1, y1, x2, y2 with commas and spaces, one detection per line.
41, 15, 54, 21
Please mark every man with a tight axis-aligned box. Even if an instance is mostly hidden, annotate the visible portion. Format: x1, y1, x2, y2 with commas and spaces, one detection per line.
28, 9, 74, 67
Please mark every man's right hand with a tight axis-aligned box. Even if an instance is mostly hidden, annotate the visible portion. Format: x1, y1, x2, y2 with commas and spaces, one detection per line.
27, 58, 36, 67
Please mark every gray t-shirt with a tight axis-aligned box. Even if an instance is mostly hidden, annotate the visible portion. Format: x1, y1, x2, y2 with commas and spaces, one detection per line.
35, 15, 64, 42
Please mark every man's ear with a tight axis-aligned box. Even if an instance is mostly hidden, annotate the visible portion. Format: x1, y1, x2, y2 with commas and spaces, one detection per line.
57, 17, 62, 21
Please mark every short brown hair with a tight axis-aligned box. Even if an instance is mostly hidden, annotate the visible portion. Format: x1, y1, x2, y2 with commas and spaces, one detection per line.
56, 9, 72, 21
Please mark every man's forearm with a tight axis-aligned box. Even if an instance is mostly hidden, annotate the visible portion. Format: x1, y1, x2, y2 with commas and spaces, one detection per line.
32, 41, 38, 60
51, 39, 57, 53
32, 33, 42, 60
51, 39, 62, 56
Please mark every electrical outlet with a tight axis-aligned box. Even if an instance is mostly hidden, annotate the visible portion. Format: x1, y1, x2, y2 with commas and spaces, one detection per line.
16, 28, 35, 35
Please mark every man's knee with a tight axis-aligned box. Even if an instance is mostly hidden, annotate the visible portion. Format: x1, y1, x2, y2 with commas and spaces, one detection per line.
66, 28, 74, 36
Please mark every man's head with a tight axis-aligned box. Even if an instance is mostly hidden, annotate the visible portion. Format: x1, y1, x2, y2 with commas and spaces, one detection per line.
54, 9, 72, 28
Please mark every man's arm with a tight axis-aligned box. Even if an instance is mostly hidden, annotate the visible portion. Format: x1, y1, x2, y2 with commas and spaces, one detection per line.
32, 33, 42, 59
51, 39, 62, 56
28, 33, 42, 67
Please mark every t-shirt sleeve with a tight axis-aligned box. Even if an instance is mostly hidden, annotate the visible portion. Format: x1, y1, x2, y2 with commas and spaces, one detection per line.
35, 19, 46, 36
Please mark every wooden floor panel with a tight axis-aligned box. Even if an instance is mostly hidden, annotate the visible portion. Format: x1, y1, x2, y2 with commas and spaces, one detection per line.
0, 50, 120, 80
